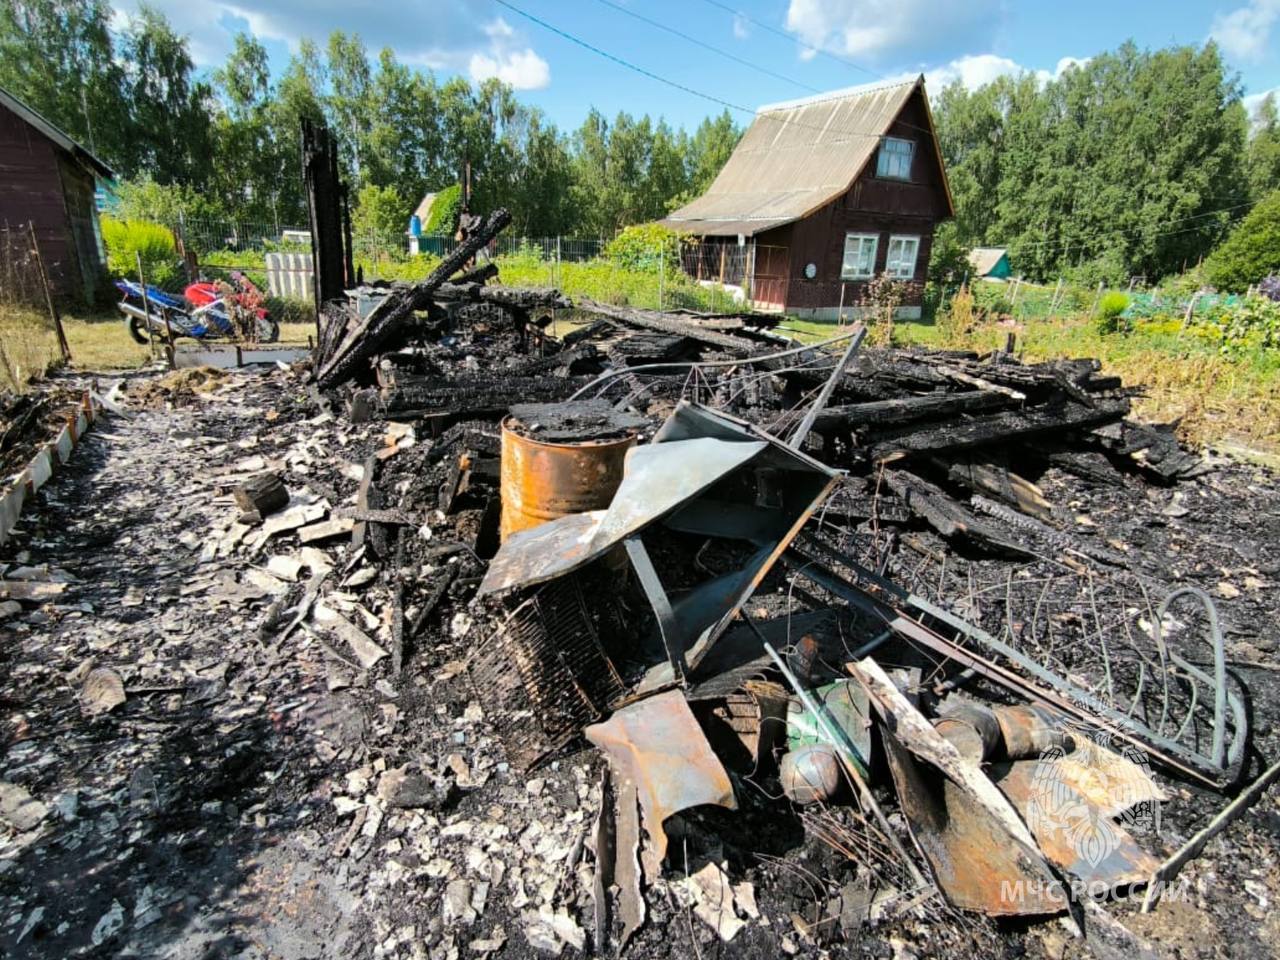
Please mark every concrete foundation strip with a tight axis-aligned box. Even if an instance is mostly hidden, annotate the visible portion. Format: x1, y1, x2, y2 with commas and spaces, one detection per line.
0, 391, 101, 545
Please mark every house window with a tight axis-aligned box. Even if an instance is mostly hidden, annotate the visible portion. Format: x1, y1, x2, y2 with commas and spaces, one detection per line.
885, 235, 920, 279
876, 137, 914, 180
841, 232, 879, 280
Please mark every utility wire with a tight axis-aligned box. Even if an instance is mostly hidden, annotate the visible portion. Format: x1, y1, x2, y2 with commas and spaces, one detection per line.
1007, 199, 1259, 257
695, 0, 882, 80
588, 0, 822, 94
494, 0, 935, 143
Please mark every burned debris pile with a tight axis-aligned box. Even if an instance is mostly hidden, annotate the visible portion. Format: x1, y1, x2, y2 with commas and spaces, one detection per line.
213, 209, 1280, 955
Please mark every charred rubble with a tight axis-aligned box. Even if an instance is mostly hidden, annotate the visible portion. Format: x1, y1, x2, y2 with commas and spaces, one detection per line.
228, 206, 1277, 956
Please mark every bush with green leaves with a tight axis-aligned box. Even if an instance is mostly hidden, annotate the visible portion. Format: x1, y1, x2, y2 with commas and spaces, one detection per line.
604, 224, 683, 273
110, 178, 228, 225
101, 217, 180, 288
1203, 189, 1280, 292
1195, 296, 1280, 353
424, 184, 462, 236
1095, 291, 1131, 332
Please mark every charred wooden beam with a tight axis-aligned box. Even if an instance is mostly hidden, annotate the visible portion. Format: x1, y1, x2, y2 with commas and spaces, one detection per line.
433, 283, 572, 310
315, 208, 512, 390
354, 372, 585, 424
577, 299, 761, 355
882, 469, 1035, 556
233, 472, 288, 521
868, 398, 1129, 462
454, 262, 499, 286
772, 389, 1014, 436
302, 119, 351, 311
562, 319, 614, 347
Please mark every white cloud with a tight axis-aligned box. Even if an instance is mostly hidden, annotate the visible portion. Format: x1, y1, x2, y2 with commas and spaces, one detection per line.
785, 0, 1000, 62
467, 17, 549, 90
1209, 0, 1280, 62
732, 14, 750, 40
469, 47, 550, 90
108, 0, 551, 89
916, 53, 1088, 92
1244, 85, 1280, 122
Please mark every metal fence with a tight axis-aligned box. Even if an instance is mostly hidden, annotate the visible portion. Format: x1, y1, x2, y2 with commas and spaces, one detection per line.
147, 216, 797, 314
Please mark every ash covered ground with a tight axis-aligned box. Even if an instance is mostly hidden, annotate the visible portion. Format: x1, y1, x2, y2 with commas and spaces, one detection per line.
0, 363, 1277, 960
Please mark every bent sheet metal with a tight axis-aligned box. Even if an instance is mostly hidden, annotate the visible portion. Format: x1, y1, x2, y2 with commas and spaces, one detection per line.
479, 402, 840, 679
585, 689, 737, 879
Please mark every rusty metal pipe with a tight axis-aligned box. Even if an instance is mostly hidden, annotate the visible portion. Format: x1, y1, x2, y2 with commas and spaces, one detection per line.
499, 416, 636, 541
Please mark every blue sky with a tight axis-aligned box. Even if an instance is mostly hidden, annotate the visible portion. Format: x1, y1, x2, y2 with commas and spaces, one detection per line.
110, 0, 1280, 131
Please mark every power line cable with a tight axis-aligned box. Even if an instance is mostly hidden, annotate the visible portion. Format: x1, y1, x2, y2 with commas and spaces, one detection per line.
1007, 199, 1259, 257
494, 0, 935, 143
695, 0, 882, 80
588, 0, 822, 94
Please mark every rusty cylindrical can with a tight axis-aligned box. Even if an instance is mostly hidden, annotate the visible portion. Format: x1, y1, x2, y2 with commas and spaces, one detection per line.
499, 416, 637, 541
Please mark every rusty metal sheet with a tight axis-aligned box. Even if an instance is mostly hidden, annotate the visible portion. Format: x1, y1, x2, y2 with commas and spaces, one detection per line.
479, 437, 764, 596
881, 728, 1067, 916
851, 658, 1067, 917
991, 759, 1159, 893
586, 690, 736, 879
1053, 736, 1167, 818
615, 776, 645, 949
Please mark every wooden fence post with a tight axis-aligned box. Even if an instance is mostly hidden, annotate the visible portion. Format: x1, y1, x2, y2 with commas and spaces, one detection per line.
27, 222, 71, 364
136, 252, 174, 368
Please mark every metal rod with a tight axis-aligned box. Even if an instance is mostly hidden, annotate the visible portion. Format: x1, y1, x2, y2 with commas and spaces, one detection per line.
1141, 755, 1280, 912
624, 537, 687, 684
789, 324, 865, 449
27, 221, 70, 363
568, 328, 862, 401
134, 251, 159, 361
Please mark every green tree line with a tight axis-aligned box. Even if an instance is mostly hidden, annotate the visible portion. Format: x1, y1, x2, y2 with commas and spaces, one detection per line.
2, 2, 1278, 282
0, 0, 741, 238
933, 41, 1280, 284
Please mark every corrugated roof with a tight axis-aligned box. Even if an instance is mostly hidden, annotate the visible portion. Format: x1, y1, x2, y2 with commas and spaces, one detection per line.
661, 76, 951, 237
968, 247, 1009, 275
0, 85, 114, 179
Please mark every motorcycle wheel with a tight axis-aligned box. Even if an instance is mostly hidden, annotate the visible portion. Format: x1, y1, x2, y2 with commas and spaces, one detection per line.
257, 317, 280, 344
124, 315, 150, 345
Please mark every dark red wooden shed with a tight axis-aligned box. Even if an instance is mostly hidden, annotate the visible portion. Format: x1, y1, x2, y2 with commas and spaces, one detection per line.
661, 76, 954, 320
0, 86, 114, 304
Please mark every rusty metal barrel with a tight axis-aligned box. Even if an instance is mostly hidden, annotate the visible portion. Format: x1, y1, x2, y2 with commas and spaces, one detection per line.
499, 416, 636, 541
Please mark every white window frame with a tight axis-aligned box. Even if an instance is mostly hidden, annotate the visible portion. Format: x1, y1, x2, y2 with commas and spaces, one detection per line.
876, 137, 914, 180
841, 232, 879, 280
885, 234, 920, 280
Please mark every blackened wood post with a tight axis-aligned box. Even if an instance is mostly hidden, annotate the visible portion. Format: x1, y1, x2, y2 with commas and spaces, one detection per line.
28, 222, 71, 364
302, 119, 348, 343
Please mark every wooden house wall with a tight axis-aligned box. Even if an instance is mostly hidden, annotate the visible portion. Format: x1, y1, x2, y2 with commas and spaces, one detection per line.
0, 99, 100, 302
755, 88, 950, 312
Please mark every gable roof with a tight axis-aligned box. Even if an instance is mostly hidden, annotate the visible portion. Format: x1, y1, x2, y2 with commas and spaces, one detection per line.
660, 76, 952, 237
412, 192, 437, 223
968, 247, 1009, 275
0, 85, 114, 179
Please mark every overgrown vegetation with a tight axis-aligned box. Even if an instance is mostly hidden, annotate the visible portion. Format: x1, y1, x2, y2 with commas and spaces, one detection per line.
100, 218, 179, 289
934, 44, 1278, 283
603, 224, 683, 272
1202, 189, 1280, 292
423, 184, 462, 236
1095, 291, 1131, 333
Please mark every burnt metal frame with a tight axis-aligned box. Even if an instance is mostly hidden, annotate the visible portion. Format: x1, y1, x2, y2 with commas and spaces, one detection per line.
623, 536, 688, 685
786, 548, 1247, 788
